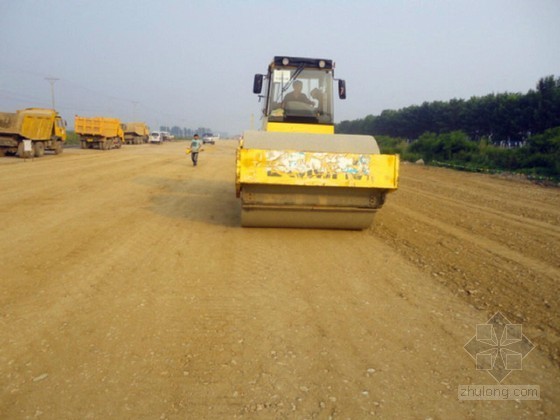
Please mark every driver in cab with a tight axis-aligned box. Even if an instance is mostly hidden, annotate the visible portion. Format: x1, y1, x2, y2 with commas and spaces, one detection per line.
282, 80, 314, 108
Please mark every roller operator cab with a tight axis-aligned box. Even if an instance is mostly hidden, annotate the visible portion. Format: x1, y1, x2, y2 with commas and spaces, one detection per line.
253, 57, 346, 133
236, 56, 399, 230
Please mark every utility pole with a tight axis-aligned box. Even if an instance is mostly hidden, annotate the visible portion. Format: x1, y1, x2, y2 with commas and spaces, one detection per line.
45, 77, 59, 110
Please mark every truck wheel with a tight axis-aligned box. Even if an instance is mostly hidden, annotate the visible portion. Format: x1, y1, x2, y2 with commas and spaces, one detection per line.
54, 141, 63, 154
17, 141, 33, 158
33, 141, 45, 157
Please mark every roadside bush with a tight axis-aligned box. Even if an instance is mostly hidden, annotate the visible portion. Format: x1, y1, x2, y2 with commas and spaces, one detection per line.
66, 131, 80, 146
367, 128, 560, 179
376, 135, 409, 155
519, 127, 560, 176
409, 131, 477, 163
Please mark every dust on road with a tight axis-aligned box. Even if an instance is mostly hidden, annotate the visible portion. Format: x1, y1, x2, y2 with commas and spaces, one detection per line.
1, 142, 558, 418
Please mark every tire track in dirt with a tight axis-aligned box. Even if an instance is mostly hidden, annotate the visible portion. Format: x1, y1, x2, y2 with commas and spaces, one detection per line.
402, 169, 560, 223
0, 151, 179, 208
387, 204, 558, 287
406, 186, 560, 237
399, 188, 560, 268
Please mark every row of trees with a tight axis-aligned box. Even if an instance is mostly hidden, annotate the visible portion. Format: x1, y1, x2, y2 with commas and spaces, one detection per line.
160, 126, 214, 139
337, 76, 560, 145
336, 76, 560, 178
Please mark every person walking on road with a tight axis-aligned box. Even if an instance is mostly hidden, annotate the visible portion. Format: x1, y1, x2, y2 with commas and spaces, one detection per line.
190, 134, 202, 166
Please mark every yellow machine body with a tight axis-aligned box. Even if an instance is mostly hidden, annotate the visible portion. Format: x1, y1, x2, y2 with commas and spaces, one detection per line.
236, 56, 399, 229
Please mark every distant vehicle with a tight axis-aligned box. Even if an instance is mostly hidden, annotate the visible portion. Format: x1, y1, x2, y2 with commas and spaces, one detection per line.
75, 115, 124, 150
160, 131, 174, 141
149, 131, 163, 144
0, 107, 66, 158
202, 133, 217, 144
123, 122, 150, 144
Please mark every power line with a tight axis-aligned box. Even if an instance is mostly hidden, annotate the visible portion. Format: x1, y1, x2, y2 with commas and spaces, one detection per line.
44, 77, 59, 109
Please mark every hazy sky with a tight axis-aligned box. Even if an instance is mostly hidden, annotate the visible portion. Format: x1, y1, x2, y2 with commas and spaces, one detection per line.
1, 0, 559, 136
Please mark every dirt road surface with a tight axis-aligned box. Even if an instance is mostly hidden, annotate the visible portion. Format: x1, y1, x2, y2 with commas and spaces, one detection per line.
1, 141, 559, 419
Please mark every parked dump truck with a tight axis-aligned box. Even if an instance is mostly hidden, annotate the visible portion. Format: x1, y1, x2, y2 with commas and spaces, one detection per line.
0, 108, 66, 158
236, 56, 399, 229
123, 122, 150, 144
75, 116, 124, 150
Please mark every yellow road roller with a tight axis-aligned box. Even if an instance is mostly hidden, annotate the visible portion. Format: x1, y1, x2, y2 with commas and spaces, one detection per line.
236, 56, 399, 229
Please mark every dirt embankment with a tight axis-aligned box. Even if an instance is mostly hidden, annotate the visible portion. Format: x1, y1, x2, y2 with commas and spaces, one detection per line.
373, 162, 560, 367
0, 142, 558, 418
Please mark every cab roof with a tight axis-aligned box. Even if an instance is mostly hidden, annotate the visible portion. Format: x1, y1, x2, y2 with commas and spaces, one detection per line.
272, 56, 334, 70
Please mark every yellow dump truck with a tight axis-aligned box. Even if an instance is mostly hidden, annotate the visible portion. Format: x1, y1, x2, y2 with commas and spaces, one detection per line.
123, 122, 150, 144
0, 108, 66, 158
75, 116, 124, 150
236, 56, 399, 229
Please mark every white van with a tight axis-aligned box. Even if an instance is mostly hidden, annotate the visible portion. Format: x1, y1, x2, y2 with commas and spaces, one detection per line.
149, 131, 163, 144
202, 133, 217, 144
